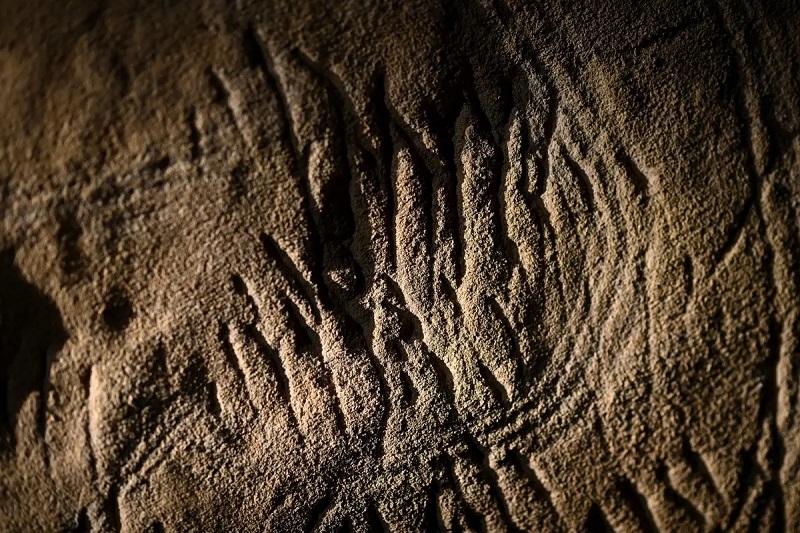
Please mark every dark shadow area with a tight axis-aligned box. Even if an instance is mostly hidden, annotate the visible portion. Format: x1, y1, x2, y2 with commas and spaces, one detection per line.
0, 249, 67, 451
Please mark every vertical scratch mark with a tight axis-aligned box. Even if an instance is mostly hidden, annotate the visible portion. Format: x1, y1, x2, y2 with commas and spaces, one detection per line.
245, 323, 290, 404
398, 368, 419, 407
705, 0, 763, 284
683, 255, 694, 301
527, 75, 558, 202
584, 503, 613, 533
307, 493, 335, 532
366, 501, 390, 533
462, 435, 522, 532
725, 452, 760, 530
616, 151, 650, 206
84, 365, 99, 488
489, 297, 522, 387
187, 107, 202, 161
445, 456, 487, 533
464, 83, 513, 281
477, 360, 510, 407
502, 111, 533, 281
245, 26, 330, 296
561, 147, 596, 214
426, 346, 457, 407
439, 275, 463, 320
38, 346, 53, 473
218, 322, 245, 384
246, 323, 301, 431
207, 67, 252, 150
391, 129, 436, 300
657, 465, 707, 527
206, 379, 222, 418
282, 297, 348, 436
72, 507, 91, 532
453, 104, 472, 289
681, 440, 721, 498
388, 137, 405, 278
421, 479, 446, 532
217, 322, 255, 411
260, 232, 320, 321
616, 477, 659, 532
711, 198, 753, 278
103, 483, 122, 533
506, 448, 562, 523
373, 74, 399, 273
764, 318, 786, 529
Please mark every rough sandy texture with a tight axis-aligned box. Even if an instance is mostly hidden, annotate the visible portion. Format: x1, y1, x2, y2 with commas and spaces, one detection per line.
1, 0, 799, 531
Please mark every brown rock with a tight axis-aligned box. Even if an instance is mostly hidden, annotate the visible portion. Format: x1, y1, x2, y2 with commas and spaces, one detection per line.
1, 0, 799, 530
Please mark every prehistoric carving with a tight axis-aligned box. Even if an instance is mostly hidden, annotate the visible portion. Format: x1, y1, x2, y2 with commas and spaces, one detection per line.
0, 0, 798, 530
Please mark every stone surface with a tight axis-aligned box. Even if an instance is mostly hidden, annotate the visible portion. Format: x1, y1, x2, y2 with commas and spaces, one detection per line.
1, 0, 799, 531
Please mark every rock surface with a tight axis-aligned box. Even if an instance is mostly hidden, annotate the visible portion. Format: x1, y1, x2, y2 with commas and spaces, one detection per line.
1, 0, 799, 531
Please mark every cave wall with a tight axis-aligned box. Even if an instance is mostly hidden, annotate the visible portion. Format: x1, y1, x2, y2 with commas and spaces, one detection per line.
1, 0, 799, 530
